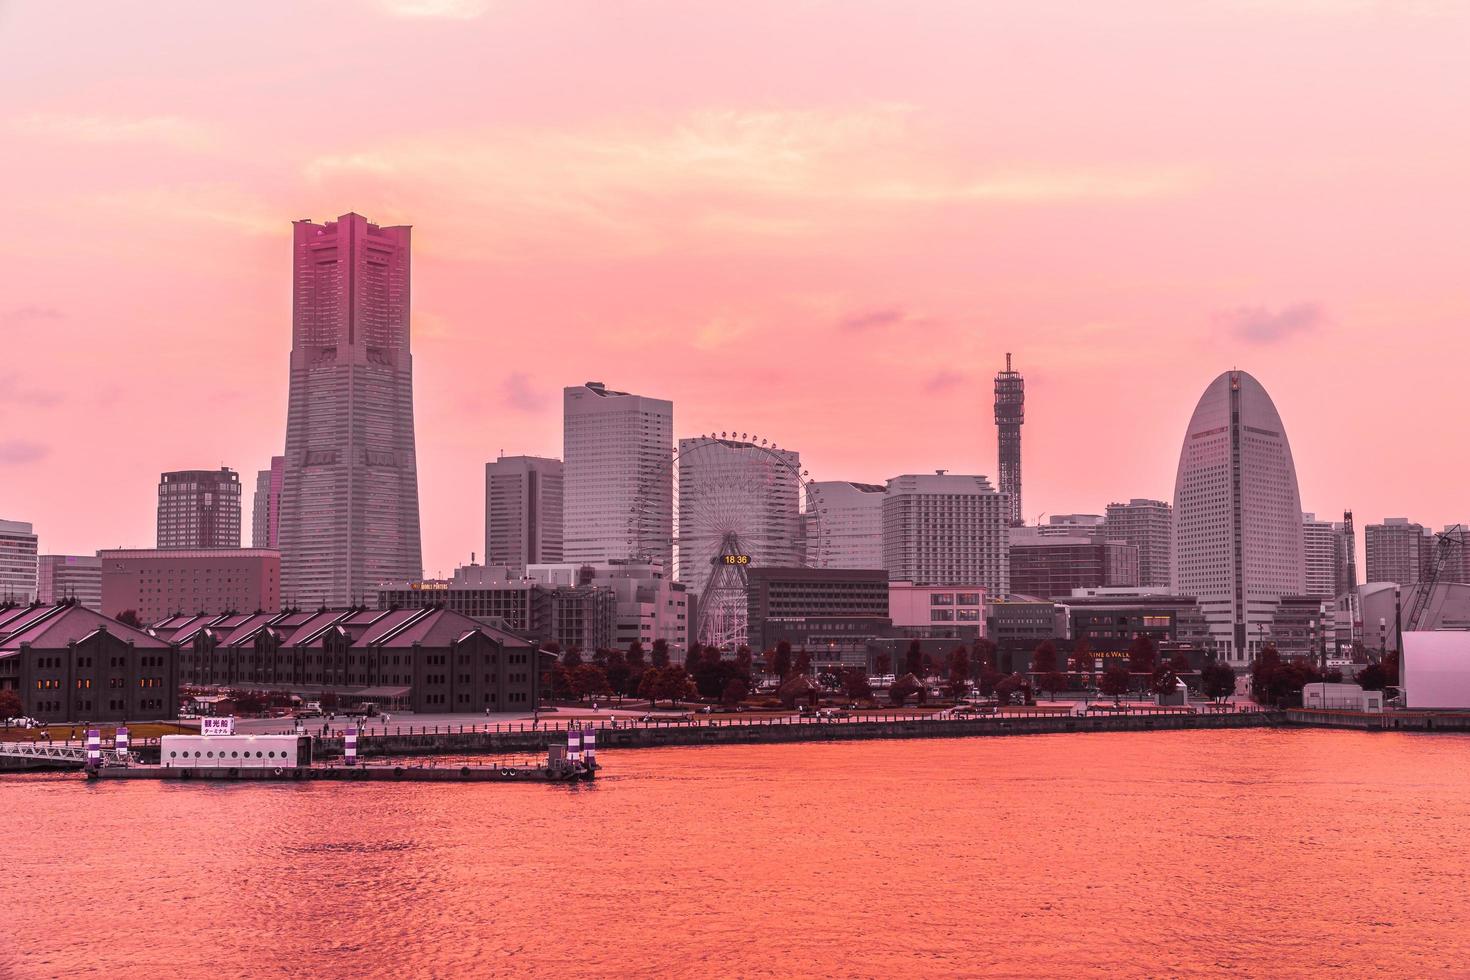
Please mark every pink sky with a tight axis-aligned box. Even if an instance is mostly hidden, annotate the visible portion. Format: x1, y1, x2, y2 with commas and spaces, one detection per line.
3, 0, 1468, 574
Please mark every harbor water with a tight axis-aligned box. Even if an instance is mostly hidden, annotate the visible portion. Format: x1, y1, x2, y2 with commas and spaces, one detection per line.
4, 728, 1469, 978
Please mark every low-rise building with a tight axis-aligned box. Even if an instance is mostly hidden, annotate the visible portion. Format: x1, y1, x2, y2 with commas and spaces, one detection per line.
99, 548, 280, 623
1008, 527, 1138, 598
0, 602, 177, 722
159, 606, 539, 713
528, 560, 690, 656
746, 567, 890, 669
888, 581, 985, 637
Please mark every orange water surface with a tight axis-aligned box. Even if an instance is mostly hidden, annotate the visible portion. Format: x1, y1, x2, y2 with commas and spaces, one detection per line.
4, 728, 1469, 978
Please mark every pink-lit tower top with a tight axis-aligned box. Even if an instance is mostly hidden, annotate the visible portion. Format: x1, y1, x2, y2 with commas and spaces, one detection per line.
278, 213, 423, 608
994, 353, 1024, 527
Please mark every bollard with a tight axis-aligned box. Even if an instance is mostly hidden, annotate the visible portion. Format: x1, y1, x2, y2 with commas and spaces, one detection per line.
345, 731, 358, 766
115, 726, 130, 761
85, 729, 101, 770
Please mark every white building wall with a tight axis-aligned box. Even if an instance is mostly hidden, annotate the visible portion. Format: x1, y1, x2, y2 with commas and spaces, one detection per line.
563, 383, 672, 569
1172, 371, 1306, 663
809, 481, 886, 570
0, 519, 38, 604
882, 473, 1009, 595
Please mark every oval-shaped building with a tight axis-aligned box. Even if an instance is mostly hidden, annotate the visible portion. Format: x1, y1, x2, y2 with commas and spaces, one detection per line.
1171, 370, 1306, 664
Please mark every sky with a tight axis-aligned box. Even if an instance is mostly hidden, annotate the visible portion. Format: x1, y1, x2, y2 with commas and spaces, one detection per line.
3, 0, 1469, 575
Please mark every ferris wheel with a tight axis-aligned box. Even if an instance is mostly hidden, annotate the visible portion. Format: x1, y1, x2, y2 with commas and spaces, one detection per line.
628, 433, 822, 651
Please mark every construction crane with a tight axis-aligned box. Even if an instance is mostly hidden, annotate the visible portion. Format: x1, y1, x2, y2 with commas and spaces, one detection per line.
1403, 523, 1465, 632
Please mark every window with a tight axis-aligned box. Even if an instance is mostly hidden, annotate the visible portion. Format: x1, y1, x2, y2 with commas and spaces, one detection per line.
930, 593, 955, 606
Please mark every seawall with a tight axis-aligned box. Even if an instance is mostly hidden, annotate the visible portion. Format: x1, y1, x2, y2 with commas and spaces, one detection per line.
329, 710, 1280, 759
1285, 709, 1470, 732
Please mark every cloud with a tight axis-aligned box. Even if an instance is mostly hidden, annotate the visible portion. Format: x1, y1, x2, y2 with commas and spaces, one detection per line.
924, 370, 966, 393
1, 306, 64, 325
0, 374, 64, 407
500, 372, 547, 413
375, 0, 494, 18
14, 113, 215, 151
0, 440, 49, 464
836, 307, 938, 333
1218, 302, 1324, 344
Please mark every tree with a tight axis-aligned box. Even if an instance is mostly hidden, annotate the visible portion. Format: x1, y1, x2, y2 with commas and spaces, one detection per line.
976, 666, 1002, 698
1038, 671, 1069, 700
1357, 663, 1389, 692
904, 639, 923, 679
1032, 640, 1058, 673
1070, 637, 1095, 674
888, 673, 926, 706
1381, 651, 1401, 687
626, 640, 646, 668
1200, 661, 1236, 703
658, 666, 693, 706
605, 649, 630, 697
947, 646, 971, 698
874, 651, 892, 676
721, 677, 749, 705
572, 664, 609, 701
638, 667, 664, 708
772, 640, 793, 681
843, 668, 872, 702
562, 647, 584, 668
1150, 665, 1180, 696
1099, 664, 1132, 704
1128, 634, 1157, 673
0, 688, 24, 721
1169, 651, 1191, 673
650, 638, 670, 668
115, 609, 143, 629
793, 649, 812, 677
972, 638, 998, 678
735, 645, 753, 677
591, 647, 609, 668
1251, 646, 1319, 707
994, 673, 1033, 706
683, 646, 701, 672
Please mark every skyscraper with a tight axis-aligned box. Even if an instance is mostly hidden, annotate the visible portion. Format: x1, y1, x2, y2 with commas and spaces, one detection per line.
882, 472, 1010, 594
994, 353, 1024, 527
251, 456, 284, 549
808, 481, 886, 569
563, 381, 672, 568
1302, 513, 1338, 597
0, 520, 38, 604
1171, 370, 1305, 663
157, 469, 241, 549
278, 213, 422, 608
485, 455, 564, 573
1335, 511, 1358, 595
1104, 499, 1173, 591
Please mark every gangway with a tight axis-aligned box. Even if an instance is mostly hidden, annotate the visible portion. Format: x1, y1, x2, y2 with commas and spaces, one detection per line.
0, 741, 129, 767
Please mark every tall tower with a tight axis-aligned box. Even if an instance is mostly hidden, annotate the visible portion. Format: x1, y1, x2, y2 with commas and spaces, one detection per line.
994, 353, 1024, 526
1171, 370, 1305, 663
485, 455, 564, 574
563, 382, 673, 569
278, 213, 422, 608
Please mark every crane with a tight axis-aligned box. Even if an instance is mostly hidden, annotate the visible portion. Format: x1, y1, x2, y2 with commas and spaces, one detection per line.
1403, 523, 1465, 632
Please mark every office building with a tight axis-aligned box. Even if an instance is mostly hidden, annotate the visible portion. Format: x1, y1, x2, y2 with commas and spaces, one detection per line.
563, 381, 673, 568
1364, 518, 1432, 586
485, 456, 564, 573
37, 555, 102, 609
251, 456, 284, 549
0, 520, 38, 604
882, 472, 1010, 595
1171, 370, 1306, 663
530, 559, 689, 656
99, 548, 280, 624
1063, 592, 1212, 666
746, 567, 890, 668
0, 603, 176, 723
156, 468, 242, 549
278, 212, 423, 609
808, 482, 886, 570
1301, 513, 1339, 598
378, 564, 615, 653
1104, 499, 1173, 591
676, 438, 802, 599
1008, 527, 1138, 598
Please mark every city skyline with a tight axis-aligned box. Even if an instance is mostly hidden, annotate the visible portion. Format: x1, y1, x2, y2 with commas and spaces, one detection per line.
5, 3, 1470, 575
